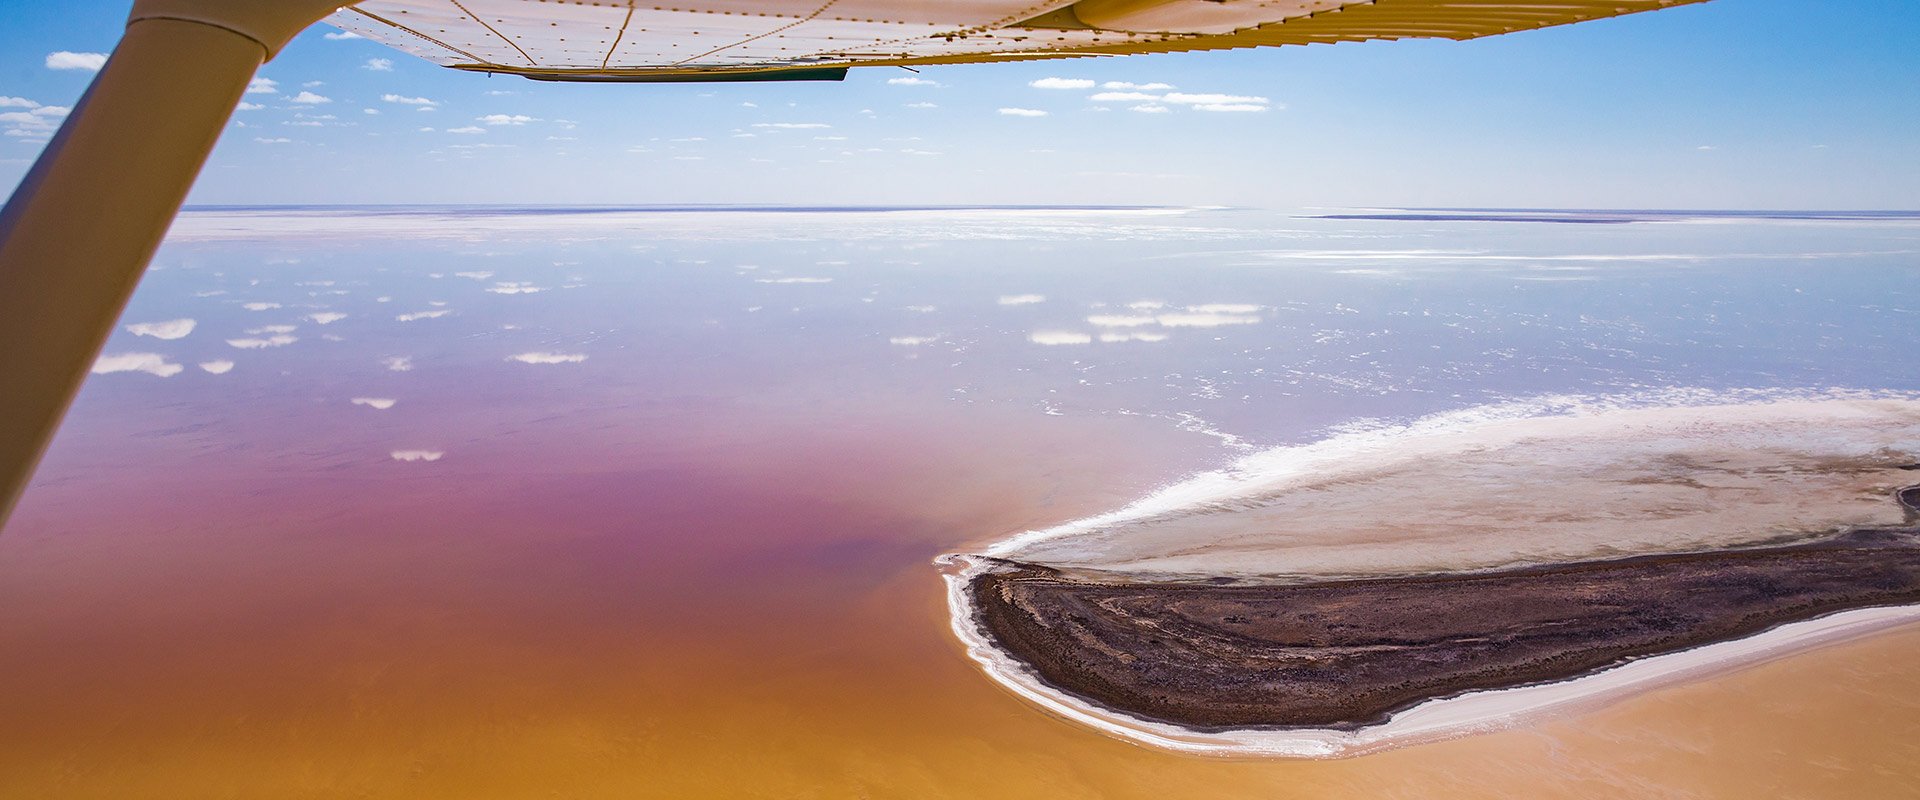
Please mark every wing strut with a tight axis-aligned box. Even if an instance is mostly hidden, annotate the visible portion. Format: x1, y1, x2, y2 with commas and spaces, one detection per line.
0, 1, 345, 526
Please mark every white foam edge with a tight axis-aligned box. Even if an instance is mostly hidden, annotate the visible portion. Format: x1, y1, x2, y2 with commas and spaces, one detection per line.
980, 390, 1920, 560
937, 553, 1920, 759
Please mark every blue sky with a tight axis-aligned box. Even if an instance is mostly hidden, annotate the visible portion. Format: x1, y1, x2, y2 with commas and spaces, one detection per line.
2, 0, 1916, 208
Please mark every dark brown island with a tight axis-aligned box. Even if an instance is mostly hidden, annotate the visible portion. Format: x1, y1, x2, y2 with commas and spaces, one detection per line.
970, 504, 1920, 732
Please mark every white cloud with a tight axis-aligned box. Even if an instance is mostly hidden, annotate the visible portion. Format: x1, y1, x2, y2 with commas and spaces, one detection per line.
390, 450, 443, 462
45, 51, 107, 71
381, 355, 413, 372
454, 270, 494, 280
1028, 330, 1092, 345
0, 96, 41, 108
1127, 300, 1165, 310
242, 302, 282, 310
383, 94, 437, 106
199, 360, 235, 374
1, 106, 68, 137
227, 335, 297, 349
888, 76, 941, 87
1129, 104, 1170, 114
303, 80, 325, 88
245, 324, 297, 334
307, 312, 348, 324
91, 352, 182, 377
395, 309, 451, 321
889, 335, 938, 346
247, 77, 278, 94
508, 352, 586, 364
1103, 81, 1173, 91
1162, 92, 1269, 105
253, 137, 292, 144
479, 113, 536, 125
904, 304, 937, 313
236, 102, 265, 111
1187, 303, 1262, 314
291, 91, 331, 105
998, 107, 1048, 117
351, 397, 396, 410
323, 30, 363, 40
755, 276, 832, 284
1091, 92, 1161, 102
363, 57, 393, 71
752, 122, 831, 129
1030, 77, 1094, 90
446, 126, 485, 134
905, 102, 938, 109
125, 318, 196, 339
998, 294, 1046, 305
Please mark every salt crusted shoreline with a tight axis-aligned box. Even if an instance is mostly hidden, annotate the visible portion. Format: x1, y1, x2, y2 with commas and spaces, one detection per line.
938, 553, 1920, 759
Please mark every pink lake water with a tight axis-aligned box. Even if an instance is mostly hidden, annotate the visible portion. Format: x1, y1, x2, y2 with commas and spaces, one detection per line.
4, 206, 1920, 797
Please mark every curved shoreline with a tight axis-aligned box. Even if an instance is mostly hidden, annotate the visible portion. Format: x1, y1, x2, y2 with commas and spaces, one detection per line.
938, 396, 1920, 757
938, 552, 1920, 759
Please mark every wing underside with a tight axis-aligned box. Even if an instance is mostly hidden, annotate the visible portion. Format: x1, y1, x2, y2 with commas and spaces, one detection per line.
328, 0, 1706, 81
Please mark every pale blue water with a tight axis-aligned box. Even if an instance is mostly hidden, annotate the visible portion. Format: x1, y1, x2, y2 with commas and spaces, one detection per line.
98, 206, 1920, 459
45, 202, 1904, 483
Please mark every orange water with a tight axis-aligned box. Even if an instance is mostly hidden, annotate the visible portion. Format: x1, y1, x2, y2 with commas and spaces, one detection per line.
5, 393, 1920, 798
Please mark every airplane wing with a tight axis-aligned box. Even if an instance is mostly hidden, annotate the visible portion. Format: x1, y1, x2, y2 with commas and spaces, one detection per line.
327, 0, 1707, 82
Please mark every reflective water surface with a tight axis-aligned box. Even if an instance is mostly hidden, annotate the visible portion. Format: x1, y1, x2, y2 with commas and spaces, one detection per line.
3, 207, 1919, 796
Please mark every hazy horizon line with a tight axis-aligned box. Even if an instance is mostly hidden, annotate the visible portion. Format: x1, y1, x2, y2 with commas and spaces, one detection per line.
176, 203, 1920, 213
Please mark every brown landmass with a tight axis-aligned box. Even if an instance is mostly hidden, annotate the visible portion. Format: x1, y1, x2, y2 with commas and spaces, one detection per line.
970, 510, 1920, 731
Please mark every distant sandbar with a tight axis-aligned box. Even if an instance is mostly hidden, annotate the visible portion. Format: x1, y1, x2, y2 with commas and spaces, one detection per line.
947, 396, 1920, 757
968, 520, 1920, 732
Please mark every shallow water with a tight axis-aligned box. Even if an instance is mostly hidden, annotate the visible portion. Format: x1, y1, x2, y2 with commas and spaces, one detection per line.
3, 207, 1919, 796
